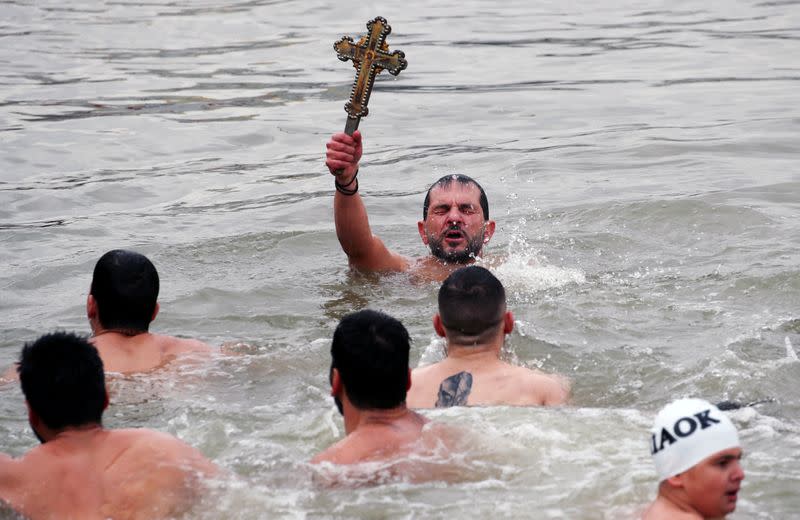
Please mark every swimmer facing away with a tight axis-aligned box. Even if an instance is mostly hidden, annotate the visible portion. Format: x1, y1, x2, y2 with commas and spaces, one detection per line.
87, 249, 212, 374
0, 332, 217, 520
642, 398, 744, 520
406, 266, 569, 408
312, 309, 462, 484
1, 249, 213, 383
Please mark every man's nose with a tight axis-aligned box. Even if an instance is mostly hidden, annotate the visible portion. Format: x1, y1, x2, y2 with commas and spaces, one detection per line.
447, 207, 464, 223
730, 461, 745, 482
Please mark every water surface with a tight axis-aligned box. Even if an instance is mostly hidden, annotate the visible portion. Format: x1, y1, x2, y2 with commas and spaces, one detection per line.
1, 0, 799, 518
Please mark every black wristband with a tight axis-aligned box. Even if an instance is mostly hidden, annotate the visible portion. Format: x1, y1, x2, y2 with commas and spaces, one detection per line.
335, 169, 359, 196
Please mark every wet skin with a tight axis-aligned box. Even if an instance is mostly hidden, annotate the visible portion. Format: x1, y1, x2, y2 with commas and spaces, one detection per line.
681, 447, 745, 518
417, 182, 495, 263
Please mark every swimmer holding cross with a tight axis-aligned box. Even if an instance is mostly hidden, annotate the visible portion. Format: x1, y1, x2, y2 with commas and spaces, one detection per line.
327, 18, 495, 281
326, 134, 496, 281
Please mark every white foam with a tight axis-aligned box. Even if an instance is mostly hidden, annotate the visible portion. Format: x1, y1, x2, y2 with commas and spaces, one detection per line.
785, 336, 798, 361
415, 335, 447, 367
492, 255, 586, 293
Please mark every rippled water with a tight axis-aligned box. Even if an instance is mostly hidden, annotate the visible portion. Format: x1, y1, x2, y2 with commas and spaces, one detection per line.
1, 0, 799, 518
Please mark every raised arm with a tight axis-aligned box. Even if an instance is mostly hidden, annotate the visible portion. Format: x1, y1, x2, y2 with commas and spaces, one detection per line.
326, 131, 409, 272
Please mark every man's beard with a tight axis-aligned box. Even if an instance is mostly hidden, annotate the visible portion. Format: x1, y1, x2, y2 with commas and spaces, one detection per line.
427, 225, 485, 264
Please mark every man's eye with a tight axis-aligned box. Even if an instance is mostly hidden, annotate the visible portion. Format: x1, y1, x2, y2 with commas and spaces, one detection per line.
461, 206, 477, 214
433, 207, 449, 215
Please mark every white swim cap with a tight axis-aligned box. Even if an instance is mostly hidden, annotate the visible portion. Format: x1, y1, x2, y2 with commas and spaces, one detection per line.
650, 398, 740, 481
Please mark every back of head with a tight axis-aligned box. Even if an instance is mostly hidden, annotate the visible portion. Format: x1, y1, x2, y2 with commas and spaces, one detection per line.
650, 398, 740, 482
90, 249, 159, 333
331, 309, 411, 410
438, 266, 506, 346
423, 174, 489, 221
18, 331, 107, 431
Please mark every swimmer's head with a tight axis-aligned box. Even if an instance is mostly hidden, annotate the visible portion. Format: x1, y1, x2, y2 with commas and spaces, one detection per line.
18, 332, 107, 437
90, 250, 159, 333
650, 398, 740, 481
422, 174, 489, 221
330, 309, 411, 411
437, 266, 508, 346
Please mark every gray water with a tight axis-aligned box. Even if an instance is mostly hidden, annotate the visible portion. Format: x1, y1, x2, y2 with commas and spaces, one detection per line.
1, 0, 799, 518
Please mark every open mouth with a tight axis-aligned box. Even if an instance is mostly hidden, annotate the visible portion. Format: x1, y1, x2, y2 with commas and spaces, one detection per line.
725, 489, 739, 501
444, 229, 464, 240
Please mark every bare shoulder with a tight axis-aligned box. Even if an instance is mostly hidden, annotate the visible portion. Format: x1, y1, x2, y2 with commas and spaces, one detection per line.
311, 437, 360, 466
112, 428, 215, 473
0, 449, 45, 499
420, 420, 468, 449
407, 363, 444, 408
312, 414, 431, 466
0, 453, 22, 514
102, 429, 216, 518
157, 335, 213, 356
0, 452, 17, 483
411, 362, 440, 381
516, 366, 571, 405
641, 498, 702, 520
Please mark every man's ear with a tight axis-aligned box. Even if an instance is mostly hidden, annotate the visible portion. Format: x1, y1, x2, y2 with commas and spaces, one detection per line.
406, 368, 412, 392
26, 401, 41, 429
666, 474, 685, 488
433, 314, 446, 338
330, 368, 342, 397
417, 221, 429, 245
87, 294, 97, 320
151, 303, 160, 323
503, 311, 514, 335
483, 219, 496, 243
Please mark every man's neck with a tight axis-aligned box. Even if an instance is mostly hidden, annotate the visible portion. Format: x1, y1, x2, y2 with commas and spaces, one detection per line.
445, 341, 502, 362
657, 485, 706, 519
92, 326, 148, 339
345, 405, 421, 434
42, 423, 104, 444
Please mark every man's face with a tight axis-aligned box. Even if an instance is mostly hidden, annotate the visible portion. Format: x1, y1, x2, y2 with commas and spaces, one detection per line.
681, 447, 744, 517
418, 182, 495, 263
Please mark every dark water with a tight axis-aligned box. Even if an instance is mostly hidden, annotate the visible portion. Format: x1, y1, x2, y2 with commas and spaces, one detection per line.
1, 0, 799, 518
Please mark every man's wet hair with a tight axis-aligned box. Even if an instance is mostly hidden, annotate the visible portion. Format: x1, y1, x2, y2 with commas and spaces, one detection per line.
90, 249, 159, 332
18, 331, 106, 431
422, 174, 489, 221
331, 309, 411, 410
438, 266, 506, 346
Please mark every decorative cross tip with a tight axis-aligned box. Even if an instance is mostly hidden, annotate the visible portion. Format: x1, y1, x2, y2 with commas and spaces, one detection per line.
333, 16, 407, 134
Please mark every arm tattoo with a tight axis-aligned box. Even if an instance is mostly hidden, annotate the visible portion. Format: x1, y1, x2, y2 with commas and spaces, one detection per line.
435, 371, 473, 408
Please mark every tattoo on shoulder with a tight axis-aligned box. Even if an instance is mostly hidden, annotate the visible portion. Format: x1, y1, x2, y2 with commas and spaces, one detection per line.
435, 371, 473, 408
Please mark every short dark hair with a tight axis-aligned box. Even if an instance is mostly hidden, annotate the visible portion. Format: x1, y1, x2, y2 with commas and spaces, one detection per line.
438, 266, 506, 345
331, 309, 411, 410
18, 331, 107, 431
422, 174, 489, 221
90, 250, 159, 332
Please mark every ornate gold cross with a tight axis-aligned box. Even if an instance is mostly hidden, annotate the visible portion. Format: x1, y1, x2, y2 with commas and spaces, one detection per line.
334, 16, 407, 135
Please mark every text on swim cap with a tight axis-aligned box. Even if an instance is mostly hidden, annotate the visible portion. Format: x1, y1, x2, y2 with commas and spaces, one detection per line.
650, 409, 720, 455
